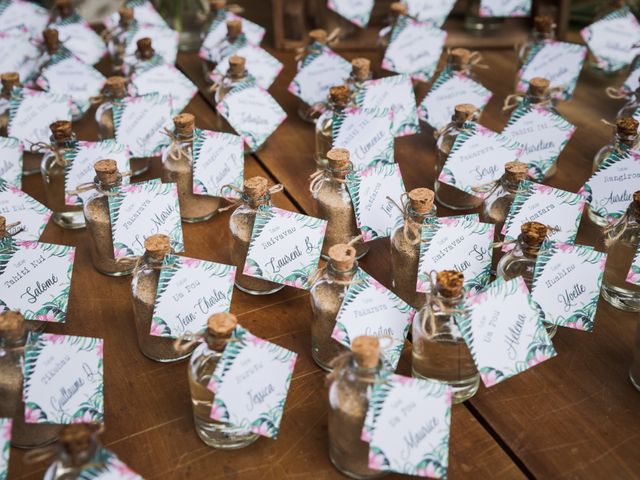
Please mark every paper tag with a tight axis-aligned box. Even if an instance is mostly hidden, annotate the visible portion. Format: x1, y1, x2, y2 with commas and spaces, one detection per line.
208, 326, 297, 439
104, 0, 168, 30
362, 375, 451, 478
327, 0, 374, 27
331, 270, 414, 369
346, 162, 405, 241
215, 43, 283, 90
75, 449, 143, 480
200, 12, 265, 58
517, 40, 587, 101
244, 206, 326, 289
0, 179, 51, 241
112, 93, 173, 158
192, 130, 244, 197
503, 105, 576, 181
151, 255, 235, 338
53, 17, 106, 65
382, 17, 447, 82
216, 82, 287, 152
417, 215, 494, 293
23, 333, 103, 424
108, 179, 184, 259
0, 28, 40, 83
130, 63, 197, 115
405, 0, 456, 26
333, 107, 395, 169
626, 246, 640, 286
479, 0, 531, 17
418, 71, 492, 131
503, 181, 585, 249
438, 124, 522, 198
124, 23, 179, 66
8, 89, 73, 144
356, 74, 419, 138
623, 58, 640, 93
0, 0, 48, 34
0, 418, 10, 480
0, 137, 22, 189
532, 243, 606, 332
459, 277, 556, 387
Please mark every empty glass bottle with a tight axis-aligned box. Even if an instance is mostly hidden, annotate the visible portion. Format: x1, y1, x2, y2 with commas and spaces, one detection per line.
630, 321, 640, 391
314, 85, 352, 169
345, 57, 372, 98
518, 15, 556, 66
592, 117, 638, 172
105, 7, 135, 76
0, 72, 19, 137
43, 424, 103, 479
378, 2, 407, 52
464, 0, 504, 34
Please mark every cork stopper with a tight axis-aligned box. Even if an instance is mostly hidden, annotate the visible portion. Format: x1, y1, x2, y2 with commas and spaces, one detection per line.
144, 234, 171, 259
528, 77, 550, 97
634, 191, 640, 205
50, 120, 73, 142
94, 159, 118, 184
55, 0, 73, 17
136, 37, 155, 60
226, 19, 242, 39
329, 85, 351, 108
59, 424, 96, 455
390, 2, 407, 16
119, 7, 134, 25
43, 29, 60, 54
534, 15, 555, 33
0, 215, 5, 235
244, 176, 269, 199
351, 58, 371, 81
1, 72, 20, 94
206, 312, 238, 337
504, 161, 528, 183
328, 244, 356, 271
104, 76, 126, 98
326, 148, 351, 172
407, 188, 435, 214
521, 221, 548, 246
449, 48, 471, 68
173, 113, 195, 136
308, 29, 328, 44
617, 117, 639, 137
351, 336, 379, 369
436, 270, 464, 298
453, 103, 477, 123
209, 0, 227, 8
0, 310, 25, 340
228, 55, 246, 79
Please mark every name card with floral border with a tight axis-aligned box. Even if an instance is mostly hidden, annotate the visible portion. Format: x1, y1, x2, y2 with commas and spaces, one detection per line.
0, 0, 48, 34
459, 277, 556, 387
627, 246, 640, 286
0, 418, 11, 480
479, 0, 531, 17
130, 62, 197, 115
327, 0, 374, 27
531, 243, 606, 332
623, 57, 640, 93
108, 179, 184, 259
192, 130, 244, 197
346, 162, 406, 241
0, 28, 40, 84
208, 325, 297, 439
124, 23, 179, 67
23, 333, 104, 424
8, 88, 73, 144
417, 215, 494, 293
200, 11, 265, 61
214, 42, 283, 90
0, 136, 22, 189
51, 12, 106, 65
244, 206, 327, 289
151, 254, 235, 338
362, 375, 451, 478
0, 179, 51, 241
405, 0, 456, 27
332, 269, 414, 369
74, 449, 143, 480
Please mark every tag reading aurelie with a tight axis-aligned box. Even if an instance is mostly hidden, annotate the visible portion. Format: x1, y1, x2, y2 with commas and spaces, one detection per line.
479, 0, 531, 17
8, 89, 73, 144
0, 0, 48, 34
130, 63, 197, 115
208, 326, 297, 439
327, 0, 375, 27
459, 277, 556, 387
404, 0, 456, 26
0, 418, 11, 480
23, 333, 104, 424
215, 43, 283, 90
51, 14, 106, 65
0, 28, 40, 82
192, 130, 244, 197
0, 136, 22, 189
0, 179, 51, 241
362, 375, 452, 478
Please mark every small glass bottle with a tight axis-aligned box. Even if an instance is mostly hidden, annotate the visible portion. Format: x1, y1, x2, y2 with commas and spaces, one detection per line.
616, 86, 640, 120
412, 270, 479, 403
0, 72, 19, 138
378, 2, 407, 52
128, 36, 161, 78
95, 76, 127, 140
445, 47, 480, 80
0, 310, 60, 449
506, 77, 557, 114
518, 15, 556, 66
464, 0, 505, 34
188, 312, 259, 448
40, 120, 85, 230
390, 188, 437, 309
106, 7, 135, 76
161, 113, 220, 223
131, 234, 196, 361
229, 176, 284, 295
310, 243, 357, 371
213, 54, 247, 106
314, 85, 352, 169
312, 148, 368, 259
43, 424, 102, 479
601, 192, 640, 312
496, 221, 557, 337
83, 160, 134, 277
203, 18, 244, 82
36, 28, 62, 75
592, 117, 638, 172
327, 335, 387, 479
435, 103, 482, 211
345, 57, 372, 99
630, 321, 640, 391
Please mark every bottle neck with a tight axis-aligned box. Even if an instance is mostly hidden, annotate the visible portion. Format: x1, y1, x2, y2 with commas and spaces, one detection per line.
326, 262, 358, 281
0, 331, 28, 349
58, 439, 100, 469
95, 175, 123, 193
204, 335, 229, 352
51, 136, 76, 149
429, 291, 464, 310
349, 357, 381, 377
406, 206, 436, 225
243, 193, 271, 209
613, 132, 638, 151
515, 238, 542, 258
532, 30, 555, 42
526, 90, 551, 106
500, 174, 522, 194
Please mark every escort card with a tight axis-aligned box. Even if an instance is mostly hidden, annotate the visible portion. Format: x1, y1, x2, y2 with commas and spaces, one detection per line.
627, 247, 640, 286
503, 181, 585, 250
327, 0, 374, 27
0, 28, 40, 82
0, 0, 48, 34
362, 375, 451, 478
0, 179, 51, 241
438, 124, 522, 198
112, 93, 173, 158
214, 43, 283, 90
0, 240, 75, 323
417, 215, 494, 293
418, 71, 492, 131
104, 0, 169, 29
0, 419, 10, 480
479, 0, 531, 17
130, 63, 197, 115
124, 23, 179, 66
332, 107, 395, 170
216, 82, 287, 152
503, 105, 576, 181
459, 277, 556, 387
382, 17, 447, 82
64, 140, 130, 206
23, 333, 104, 424
532, 243, 606, 332
405, 0, 456, 26
332, 270, 414, 369
244, 206, 326, 289
192, 130, 244, 197
623, 58, 640, 93
8, 89, 73, 144
75, 450, 143, 480
517, 41, 587, 101
0, 137, 22, 189
346, 162, 406, 241
52, 14, 107, 65
208, 325, 297, 439
151, 255, 235, 338
200, 11, 265, 59
108, 179, 184, 259
356, 74, 419, 137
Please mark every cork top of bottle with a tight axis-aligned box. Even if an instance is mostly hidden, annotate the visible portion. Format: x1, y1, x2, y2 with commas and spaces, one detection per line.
521, 221, 548, 246
209, 0, 227, 9
136, 37, 155, 59
228, 55, 246, 79
390, 2, 407, 15
55, 0, 73, 17
119, 7, 134, 24
104, 76, 126, 97
408, 188, 435, 213
59, 424, 96, 455
144, 234, 171, 259
207, 312, 238, 337
173, 113, 195, 136
449, 48, 471, 67
436, 270, 464, 298
244, 176, 269, 199
351, 58, 371, 80
226, 19, 242, 38
329, 85, 351, 108
617, 117, 639, 137
50, 120, 73, 142
328, 244, 357, 271
326, 147, 351, 171
534, 15, 555, 33
308, 29, 328, 44
0, 310, 25, 339
94, 159, 118, 184
504, 161, 529, 182
453, 103, 477, 123
528, 77, 550, 96
1, 72, 19, 93
352, 336, 379, 369
43, 28, 60, 54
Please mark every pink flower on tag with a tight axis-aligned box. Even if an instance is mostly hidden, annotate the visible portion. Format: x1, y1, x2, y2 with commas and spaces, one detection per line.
417, 463, 438, 478
527, 349, 550, 367
481, 370, 498, 387
24, 406, 40, 423
37, 312, 56, 323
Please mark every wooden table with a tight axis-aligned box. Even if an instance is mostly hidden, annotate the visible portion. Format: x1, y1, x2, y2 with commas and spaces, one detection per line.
8, 36, 640, 480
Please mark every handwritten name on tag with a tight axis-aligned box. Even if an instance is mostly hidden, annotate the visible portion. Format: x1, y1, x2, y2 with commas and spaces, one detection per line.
124, 24, 179, 66
362, 375, 452, 478
108, 179, 184, 259
192, 130, 244, 197
8, 89, 72, 144
327, 0, 375, 27
23, 333, 104, 424
0, 28, 40, 82
0, 418, 10, 480
405, 0, 456, 26
130, 63, 197, 115
479, 0, 531, 17
208, 326, 297, 439
52, 16, 106, 65
200, 12, 265, 59
0, 179, 51, 241
215, 43, 283, 90
0, 136, 22, 189
459, 277, 556, 387
627, 246, 640, 286
0, 0, 48, 34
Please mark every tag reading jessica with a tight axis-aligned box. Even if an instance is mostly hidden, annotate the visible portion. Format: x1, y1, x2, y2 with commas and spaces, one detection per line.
192, 130, 244, 197
8, 89, 73, 144
327, 0, 375, 27
129, 63, 197, 115
0, 418, 11, 480
404, 0, 457, 27
0, 179, 51, 241
479, 0, 531, 17
0, 136, 23, 189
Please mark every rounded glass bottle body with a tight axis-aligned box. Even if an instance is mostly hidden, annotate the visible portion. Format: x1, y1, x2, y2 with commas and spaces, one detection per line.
314, 108, 334, 169
602, 219, 640, 312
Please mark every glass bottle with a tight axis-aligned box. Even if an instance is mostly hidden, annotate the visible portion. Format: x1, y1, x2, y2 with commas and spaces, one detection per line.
496, 221, 557, 338
202, 0, 227, 36
315, 85, 352, 169
229, 176, 284, 295
445, 47, 480, 80
435, 103, 482, 210
592, 117, 638, 172
412, 270, 479, 403
507, 77, 557, 113
0, 310, 60, 448
390, 188, 437, 309
40, 120, 85, 230
188, 312, 259, 448
106, 7, 135, 76
155, 0, 208, 52
310, 243, 358, 371
378, 2, 407, 52
328, 336, 387, 479
128, 36, 161, 77
36, 28, 61, 76
203, 18, 244, 82
43, 424, 103, 479
161, 113, 220, 223
83, 160, 134, 277
601, 192, 640, 312
518, 15, 556, 66
213, 54, 247, 106
630, 321, 640, 391
464, 0, 505, 34
312, 148, 368, 259
0, 72, 19, 137
345, 57, 372, 99
95, 76, 127, 140
131, 234, 196, 361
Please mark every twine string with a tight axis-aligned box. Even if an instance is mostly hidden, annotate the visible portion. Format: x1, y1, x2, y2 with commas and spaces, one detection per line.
309, 166, 350, 195
162, 128, 194, 162
28, 141, 70, 167
67, 171, 132, 197
219, 183, 283, 212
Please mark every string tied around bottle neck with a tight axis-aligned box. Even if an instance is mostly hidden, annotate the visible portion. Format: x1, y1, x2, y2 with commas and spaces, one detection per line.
173, 329, 241, 355
309, 164, 352, 195
23, 423, 105, 465
218, 183, 283, 212
28, 140, 71, 167
67, 170, 132, 197
385, 194, 431, 246
162, 127, 195, 162
434, 115, 476, 140
324, 336, 395, 386
502, 85, 563, 112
